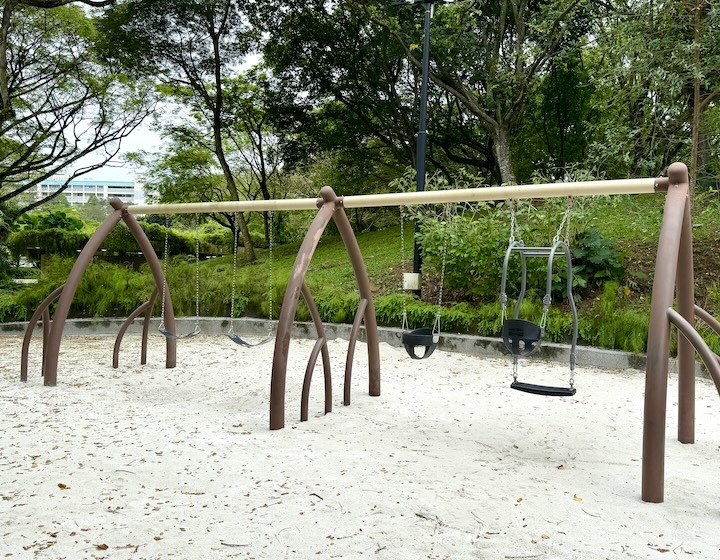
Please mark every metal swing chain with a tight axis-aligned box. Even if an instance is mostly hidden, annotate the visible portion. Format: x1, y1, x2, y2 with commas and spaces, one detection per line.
229, 212, 239, 335
399, 205, 409, 331
502, 200, 522, 322
509, 199, 523, 247
539, 197, 575, 331
268, 210, 274, 323
433, 204, 451, 339
158, 215, 170, 333
193, 212, 200, 330
553, 196, 574, 247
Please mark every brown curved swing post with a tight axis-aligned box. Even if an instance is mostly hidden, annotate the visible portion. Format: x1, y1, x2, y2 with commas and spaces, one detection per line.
20, 284, 65, 381
39, 199, 177, 386
641, 162, 713, 503
299, 282, 332, 422
270, 186, 380, 430
113, 287, 159, 368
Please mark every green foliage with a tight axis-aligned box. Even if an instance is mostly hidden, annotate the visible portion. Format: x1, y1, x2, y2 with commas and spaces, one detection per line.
571, 228, 625, 289
197, 222, 233, 255
0, 292, 28, 322
7, 228, 90, 260
417, 206, 509, 298
16, 210, 83, 231
579, 282, 649, 353
102, 222, 192, 255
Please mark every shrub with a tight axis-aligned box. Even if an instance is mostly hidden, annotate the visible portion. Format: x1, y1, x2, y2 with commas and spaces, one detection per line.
102, 222, 192, 255
571, 228, 625, 289
8, 228, 91, 260
417, 207, 511, 299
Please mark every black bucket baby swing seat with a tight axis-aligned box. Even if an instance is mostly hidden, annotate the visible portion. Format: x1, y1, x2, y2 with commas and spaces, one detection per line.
500, 199, 578, 396
158, 214, 202, 340
399, 204, 450, 360
227, 211, 275, 347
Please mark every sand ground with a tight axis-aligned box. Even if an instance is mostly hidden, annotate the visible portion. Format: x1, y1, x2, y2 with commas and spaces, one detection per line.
1, 334, 719, 559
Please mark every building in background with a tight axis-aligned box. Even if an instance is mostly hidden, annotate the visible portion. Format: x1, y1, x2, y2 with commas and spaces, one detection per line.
37, 178, 137, 206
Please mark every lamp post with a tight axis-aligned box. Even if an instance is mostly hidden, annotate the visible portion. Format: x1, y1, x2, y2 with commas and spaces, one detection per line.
394, 0, 446, 294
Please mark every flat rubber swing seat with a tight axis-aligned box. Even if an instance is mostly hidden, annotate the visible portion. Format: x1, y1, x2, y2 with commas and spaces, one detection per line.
511, 381, 576, 397
402, 327, 438, 360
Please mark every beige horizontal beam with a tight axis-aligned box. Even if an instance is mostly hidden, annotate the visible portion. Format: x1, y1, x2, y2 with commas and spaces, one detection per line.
127, 177, 668, 215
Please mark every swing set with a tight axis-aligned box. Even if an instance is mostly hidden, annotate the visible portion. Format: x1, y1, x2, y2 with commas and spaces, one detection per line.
500, 198, 578, 396
21, 163, 720, 504
152, 211, 277, 346
226, 211, 275, 347
398, 197, 577, 396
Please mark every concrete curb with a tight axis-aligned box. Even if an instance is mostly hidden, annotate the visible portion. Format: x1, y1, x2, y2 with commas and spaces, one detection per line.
0, 316, 676, 376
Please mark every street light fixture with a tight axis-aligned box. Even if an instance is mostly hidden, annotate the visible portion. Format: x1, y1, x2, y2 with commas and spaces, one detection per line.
393, 0, 451, 294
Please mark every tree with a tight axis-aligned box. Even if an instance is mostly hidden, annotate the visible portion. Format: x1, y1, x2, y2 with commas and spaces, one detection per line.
511, 47, 597, 182
0, 1, 154, 229
223, 70, 287, 243
261, 1, 497, 187
78, 193, 110, 221
98, 0, 262, 260
586, 0, 720, 187
360, 0, 592, 184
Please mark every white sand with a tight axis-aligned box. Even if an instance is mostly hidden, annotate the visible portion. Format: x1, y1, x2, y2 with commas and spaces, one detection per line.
1, 334, 719, 559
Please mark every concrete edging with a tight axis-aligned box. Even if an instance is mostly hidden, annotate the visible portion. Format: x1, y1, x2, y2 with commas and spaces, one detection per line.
0, 316, 675, 376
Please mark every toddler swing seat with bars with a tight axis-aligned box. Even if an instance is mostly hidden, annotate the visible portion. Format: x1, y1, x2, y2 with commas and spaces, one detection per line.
500, 199, 578, 397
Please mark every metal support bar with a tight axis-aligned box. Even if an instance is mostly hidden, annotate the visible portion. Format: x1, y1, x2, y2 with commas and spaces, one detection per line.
344, 298, 368, 406
128, 177, 669, 216
667, 308, 720, 391
113, 288, 159, 369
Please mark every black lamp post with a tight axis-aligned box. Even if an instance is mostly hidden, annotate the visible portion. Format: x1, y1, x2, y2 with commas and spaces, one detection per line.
394, 0, 445, 293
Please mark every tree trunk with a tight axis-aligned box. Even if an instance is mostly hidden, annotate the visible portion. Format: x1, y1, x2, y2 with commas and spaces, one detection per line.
689, 0, 701, 202
493, 126, 517, 185
0, 0, 19, 123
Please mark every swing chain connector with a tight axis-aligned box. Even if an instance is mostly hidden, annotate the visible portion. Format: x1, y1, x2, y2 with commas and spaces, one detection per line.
500, 292, 508, 321
509, 199, 523, 246
539, 293, 552, 329
553, 196, 574, 246
512, 355, 519, 383
569, 353, 576, 388
432, 311, 441, 344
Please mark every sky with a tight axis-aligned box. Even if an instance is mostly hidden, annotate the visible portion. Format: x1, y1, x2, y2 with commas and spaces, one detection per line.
77, 52, 263, 187
77, 124, 163, 183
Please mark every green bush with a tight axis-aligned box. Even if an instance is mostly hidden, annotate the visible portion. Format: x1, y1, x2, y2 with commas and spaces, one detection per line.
572, 228, 625, 289
8, 228, 91, 260
102, 222, 192, 255
16, 210, 84, 232
417, 207, 510, 299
